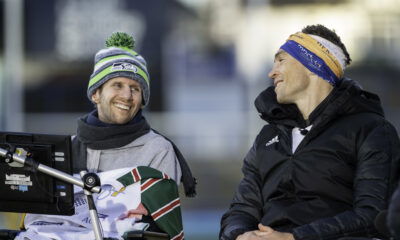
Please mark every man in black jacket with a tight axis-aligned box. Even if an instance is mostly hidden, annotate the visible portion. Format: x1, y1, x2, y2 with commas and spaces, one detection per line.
388, 183, 400, 239
220, 24, 400, 240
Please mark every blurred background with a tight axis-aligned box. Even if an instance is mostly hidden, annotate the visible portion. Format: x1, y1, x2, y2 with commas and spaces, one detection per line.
1, 0, 400, 239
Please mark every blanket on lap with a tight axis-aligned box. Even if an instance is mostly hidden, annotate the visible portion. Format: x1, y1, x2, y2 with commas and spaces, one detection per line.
16, 166, 184, 240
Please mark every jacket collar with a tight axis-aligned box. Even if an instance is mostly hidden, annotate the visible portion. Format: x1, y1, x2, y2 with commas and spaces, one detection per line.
254, 78, 384, 128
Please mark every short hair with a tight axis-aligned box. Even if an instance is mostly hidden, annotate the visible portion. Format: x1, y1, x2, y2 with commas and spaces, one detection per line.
302, 24, 352, 66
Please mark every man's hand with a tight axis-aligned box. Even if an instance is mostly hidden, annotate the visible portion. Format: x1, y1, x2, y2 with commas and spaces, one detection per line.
236, 230, 269, 240
257, 224, 295, 240
118, 202, 149, 220
235, 224, 294, 240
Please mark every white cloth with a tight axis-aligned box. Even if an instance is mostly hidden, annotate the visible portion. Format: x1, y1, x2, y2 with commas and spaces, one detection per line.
16, 168, 148, 240
292, 125, 313, 153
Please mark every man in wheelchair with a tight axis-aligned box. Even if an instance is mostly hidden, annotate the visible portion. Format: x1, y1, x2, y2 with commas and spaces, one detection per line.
1, 32, 196, 240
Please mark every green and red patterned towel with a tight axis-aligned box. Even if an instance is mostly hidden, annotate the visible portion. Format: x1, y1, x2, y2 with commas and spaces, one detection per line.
117, 166, 184, 240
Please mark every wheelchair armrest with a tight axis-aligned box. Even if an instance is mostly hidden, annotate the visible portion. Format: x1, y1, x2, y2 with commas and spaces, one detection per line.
125, 230, 169, 240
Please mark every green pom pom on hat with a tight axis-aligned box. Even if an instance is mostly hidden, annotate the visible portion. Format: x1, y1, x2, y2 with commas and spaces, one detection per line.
88, 32, 150, 107
105, 32, 136, 50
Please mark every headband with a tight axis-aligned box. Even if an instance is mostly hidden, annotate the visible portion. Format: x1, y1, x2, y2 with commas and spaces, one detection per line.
280, 32, 344, 86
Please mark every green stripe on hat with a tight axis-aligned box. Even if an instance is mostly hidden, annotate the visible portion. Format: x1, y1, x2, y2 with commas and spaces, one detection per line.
89, 64, 149, 88
95, 53, 141, 68
120, 47, 139, 56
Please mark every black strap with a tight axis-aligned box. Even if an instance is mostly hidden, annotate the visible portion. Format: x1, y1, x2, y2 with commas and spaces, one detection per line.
72, 137, 87, 173
151, 129, 197, 198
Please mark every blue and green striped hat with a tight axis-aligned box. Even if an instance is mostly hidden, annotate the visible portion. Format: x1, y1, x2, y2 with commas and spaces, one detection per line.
88, 32, 150, 107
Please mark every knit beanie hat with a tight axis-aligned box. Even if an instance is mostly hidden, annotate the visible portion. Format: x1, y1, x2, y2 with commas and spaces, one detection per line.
87, 32, 150, 107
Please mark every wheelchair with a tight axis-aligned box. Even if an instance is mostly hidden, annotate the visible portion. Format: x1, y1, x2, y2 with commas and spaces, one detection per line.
0, 229, 169, 240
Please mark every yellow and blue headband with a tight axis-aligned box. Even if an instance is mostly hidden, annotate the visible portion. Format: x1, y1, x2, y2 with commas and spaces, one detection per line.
280, 32, 344, 86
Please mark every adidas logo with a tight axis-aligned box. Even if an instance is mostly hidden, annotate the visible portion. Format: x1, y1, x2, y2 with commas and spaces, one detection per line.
266, 135, 279, 147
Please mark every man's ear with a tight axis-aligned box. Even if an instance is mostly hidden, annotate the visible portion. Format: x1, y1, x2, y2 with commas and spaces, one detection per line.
91, 90, 100, 104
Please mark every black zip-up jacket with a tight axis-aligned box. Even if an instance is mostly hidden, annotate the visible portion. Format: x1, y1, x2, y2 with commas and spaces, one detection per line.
388, 182, 400, 239
220, 80, 400, 240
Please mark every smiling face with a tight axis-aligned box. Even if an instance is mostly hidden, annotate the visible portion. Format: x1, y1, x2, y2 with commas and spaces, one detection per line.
268, 49, 311, 104
91, 77, 142, 124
